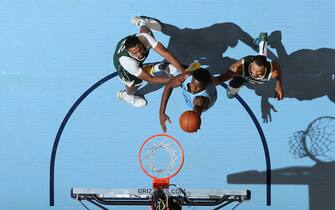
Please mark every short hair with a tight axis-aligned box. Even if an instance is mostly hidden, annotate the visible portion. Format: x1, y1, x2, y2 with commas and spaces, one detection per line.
253, 55, 267, 67
125, 35, 141, 49
192, 68, 210, 84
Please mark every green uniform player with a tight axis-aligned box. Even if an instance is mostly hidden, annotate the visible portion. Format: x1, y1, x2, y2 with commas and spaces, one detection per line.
211, 33, 283, 100
212, 55, 283, 100
114, 16, 185, 107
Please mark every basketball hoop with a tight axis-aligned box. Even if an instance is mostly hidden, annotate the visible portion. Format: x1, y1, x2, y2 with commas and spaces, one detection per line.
289, 116, 335, 163
138, 134, 184, 189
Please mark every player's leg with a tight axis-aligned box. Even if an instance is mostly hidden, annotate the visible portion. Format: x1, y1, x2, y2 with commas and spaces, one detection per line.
116, 68, 147, 107
131, 16, 162, 33
227, 77, 245, 98
141, 62, 180, 78
149, 61, 197, 77
117, 83, 147, 107
154, 62, 179, 76
254, 32, 268, 56
125, 84, 140, 95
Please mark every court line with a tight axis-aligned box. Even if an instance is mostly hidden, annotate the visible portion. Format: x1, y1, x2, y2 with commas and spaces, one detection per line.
49, 73, 272, 206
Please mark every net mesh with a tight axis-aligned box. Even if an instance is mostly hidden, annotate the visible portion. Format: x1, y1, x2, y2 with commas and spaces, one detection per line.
140, 135, 183, 179
289, 131, 306, 158
289, 116, 335, 162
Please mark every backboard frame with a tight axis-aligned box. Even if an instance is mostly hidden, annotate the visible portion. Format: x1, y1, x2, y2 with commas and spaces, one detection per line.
71, 187, 251, 209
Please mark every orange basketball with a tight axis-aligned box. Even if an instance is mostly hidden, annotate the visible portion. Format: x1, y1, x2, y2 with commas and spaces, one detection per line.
179, 110, 201, 133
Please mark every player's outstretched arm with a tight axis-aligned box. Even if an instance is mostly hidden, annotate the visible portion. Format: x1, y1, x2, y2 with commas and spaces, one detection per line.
238, 29, 278, 61
271, 61, 284, 100
211, 70, 236, 86
159, 73, 190, 132
210, 59, 243, 85
159, 85, 174, 133
154, 43, 185, 72
138, 69, 170, 84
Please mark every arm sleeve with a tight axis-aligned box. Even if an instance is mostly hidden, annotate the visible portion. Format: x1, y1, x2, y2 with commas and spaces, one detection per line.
137, 33, 159, 49
119, 56, 143, 77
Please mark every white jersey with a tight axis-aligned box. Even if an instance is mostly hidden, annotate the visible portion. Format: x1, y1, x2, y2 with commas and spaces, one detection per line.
181, 76, 217, 111
118, 33, 158, 77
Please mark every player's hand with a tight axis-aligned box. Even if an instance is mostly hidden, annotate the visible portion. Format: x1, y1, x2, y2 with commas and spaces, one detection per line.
262, 102, 278, 123
274, 86, 284, 100
160, 112, 172, 133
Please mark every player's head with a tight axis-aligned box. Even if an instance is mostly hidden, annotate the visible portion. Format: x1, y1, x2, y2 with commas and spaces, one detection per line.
125, 35, 147, 60
189, 68, 210, 94
250, 55, 267, 78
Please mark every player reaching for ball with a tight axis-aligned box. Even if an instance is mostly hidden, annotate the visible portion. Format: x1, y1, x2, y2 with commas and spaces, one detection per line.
159, 68, 217, 133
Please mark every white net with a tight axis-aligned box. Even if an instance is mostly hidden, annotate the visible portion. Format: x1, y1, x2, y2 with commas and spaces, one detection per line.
139, 135, 184, 179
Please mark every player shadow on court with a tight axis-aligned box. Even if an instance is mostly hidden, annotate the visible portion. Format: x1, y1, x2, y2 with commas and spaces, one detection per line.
136, 21, 273, 101
138, 24, 335, 123
227, 116, 335, 210
251, 31, 335, 122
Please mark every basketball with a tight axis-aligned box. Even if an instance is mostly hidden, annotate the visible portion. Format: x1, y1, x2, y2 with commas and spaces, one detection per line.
179, 110, 201, 133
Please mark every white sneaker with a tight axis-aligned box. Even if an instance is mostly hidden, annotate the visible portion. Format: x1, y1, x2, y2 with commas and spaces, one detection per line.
153, 63, 174, 77
131, 16, 162, 32
117, 90, 147, 107
227, 86, 240, 99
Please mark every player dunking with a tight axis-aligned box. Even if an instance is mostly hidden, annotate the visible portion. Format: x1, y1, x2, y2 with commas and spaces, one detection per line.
159, 67, 218, 133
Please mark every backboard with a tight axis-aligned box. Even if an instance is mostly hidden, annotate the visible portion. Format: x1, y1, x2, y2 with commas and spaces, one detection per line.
71, 187, 251, 210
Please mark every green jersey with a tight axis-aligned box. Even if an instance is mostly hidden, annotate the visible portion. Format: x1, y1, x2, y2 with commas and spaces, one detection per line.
113, 33, 158, 86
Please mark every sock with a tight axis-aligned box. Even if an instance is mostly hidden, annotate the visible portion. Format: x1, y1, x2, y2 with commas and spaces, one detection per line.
228, 86, 240, 95
258, 41, 268, 56
138, 19, 147, 27
168, 64, 178, 76
153, 63, 178, 76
